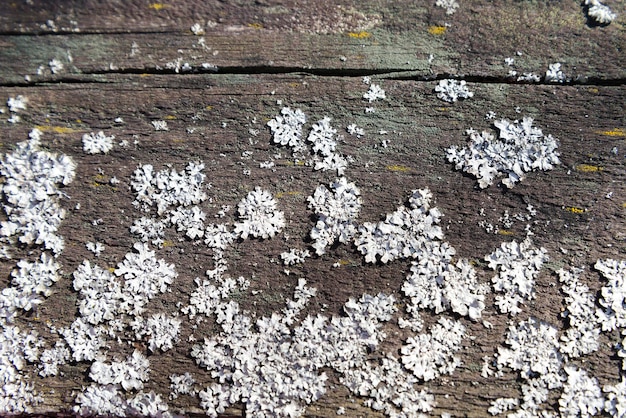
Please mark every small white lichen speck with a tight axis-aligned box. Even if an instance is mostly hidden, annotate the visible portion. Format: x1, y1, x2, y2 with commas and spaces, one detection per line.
585, 0, 617, 24
363, 83, 386, 103
82, 131, 115, 154
436, 0, 460, 14
151, 120, 169, 131
435, 79, 474, 102
7, 95, 28, 112
545, 63, 566, 83
447, 117, 560, 188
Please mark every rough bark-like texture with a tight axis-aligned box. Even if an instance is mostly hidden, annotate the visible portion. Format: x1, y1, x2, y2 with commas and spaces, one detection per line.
0, 1, 625, 417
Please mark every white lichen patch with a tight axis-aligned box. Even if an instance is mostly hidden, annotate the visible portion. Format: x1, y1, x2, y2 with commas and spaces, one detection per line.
6, 253, 60, 312
308, 177, 361, 256
169, 205, 206, 239
73, 384, 126, 416
7, 95, 28, 112
86, 241, 104, 256
38, 341, 70, 377
0, 128, 78, 412
595, 258, 626, 332
495, 318, 564, 413
401, 317, 465, 381
341, 355, 436, 415
131, 162, 208, 215
435, 79, 474, 102
558, 365, 604, 418
486, 238, 548, 316
73, 261, 122, 325
268, 107, 307, 153
189, 274, 396, 417
404, 254, 488, 321
0, 325, 44, 412
281, 248, 311, 265
130, 216, 166, 247
115, 242, 178, 316
0, 129, 75, 255
307, 117, 349, 175
488, 397, 519, 415
446, 117, 560, 188
190, 23, 205, 35
59, 317, 107, 362
4, 50, 626, 418
604, 377, 626, 417
132, 313, 181, 352
89, 350, 150, 391
49, 58, 64, 74
558, 268, 601, 358
151, 120, 169, 131
268, 108, 350, 175
355, 189, 443, 264
233, 187, 285, 239
169, 372, 197, 399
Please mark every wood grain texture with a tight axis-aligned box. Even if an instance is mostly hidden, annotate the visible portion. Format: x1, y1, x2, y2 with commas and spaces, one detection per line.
0, 1, 625, 417
1, 0, 625, 85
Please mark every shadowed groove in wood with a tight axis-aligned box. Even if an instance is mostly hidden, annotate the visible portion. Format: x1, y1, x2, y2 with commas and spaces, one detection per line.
2, 67, 626, 88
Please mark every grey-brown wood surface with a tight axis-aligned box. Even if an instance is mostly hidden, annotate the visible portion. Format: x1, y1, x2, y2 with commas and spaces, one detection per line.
0, 1, 625, 417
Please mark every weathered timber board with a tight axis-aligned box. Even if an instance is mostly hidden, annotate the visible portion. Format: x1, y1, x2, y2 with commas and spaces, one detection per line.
0, 73, 624, 416
1, 0, 626, 416
1, 0, 625, 85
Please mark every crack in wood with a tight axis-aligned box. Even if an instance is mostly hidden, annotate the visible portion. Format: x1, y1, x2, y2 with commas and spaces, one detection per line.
1, 67, 624, 88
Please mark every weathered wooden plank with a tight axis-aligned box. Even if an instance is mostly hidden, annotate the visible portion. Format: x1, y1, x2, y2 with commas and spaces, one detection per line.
0, 73, 624, 416
1, 0, 624, 85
